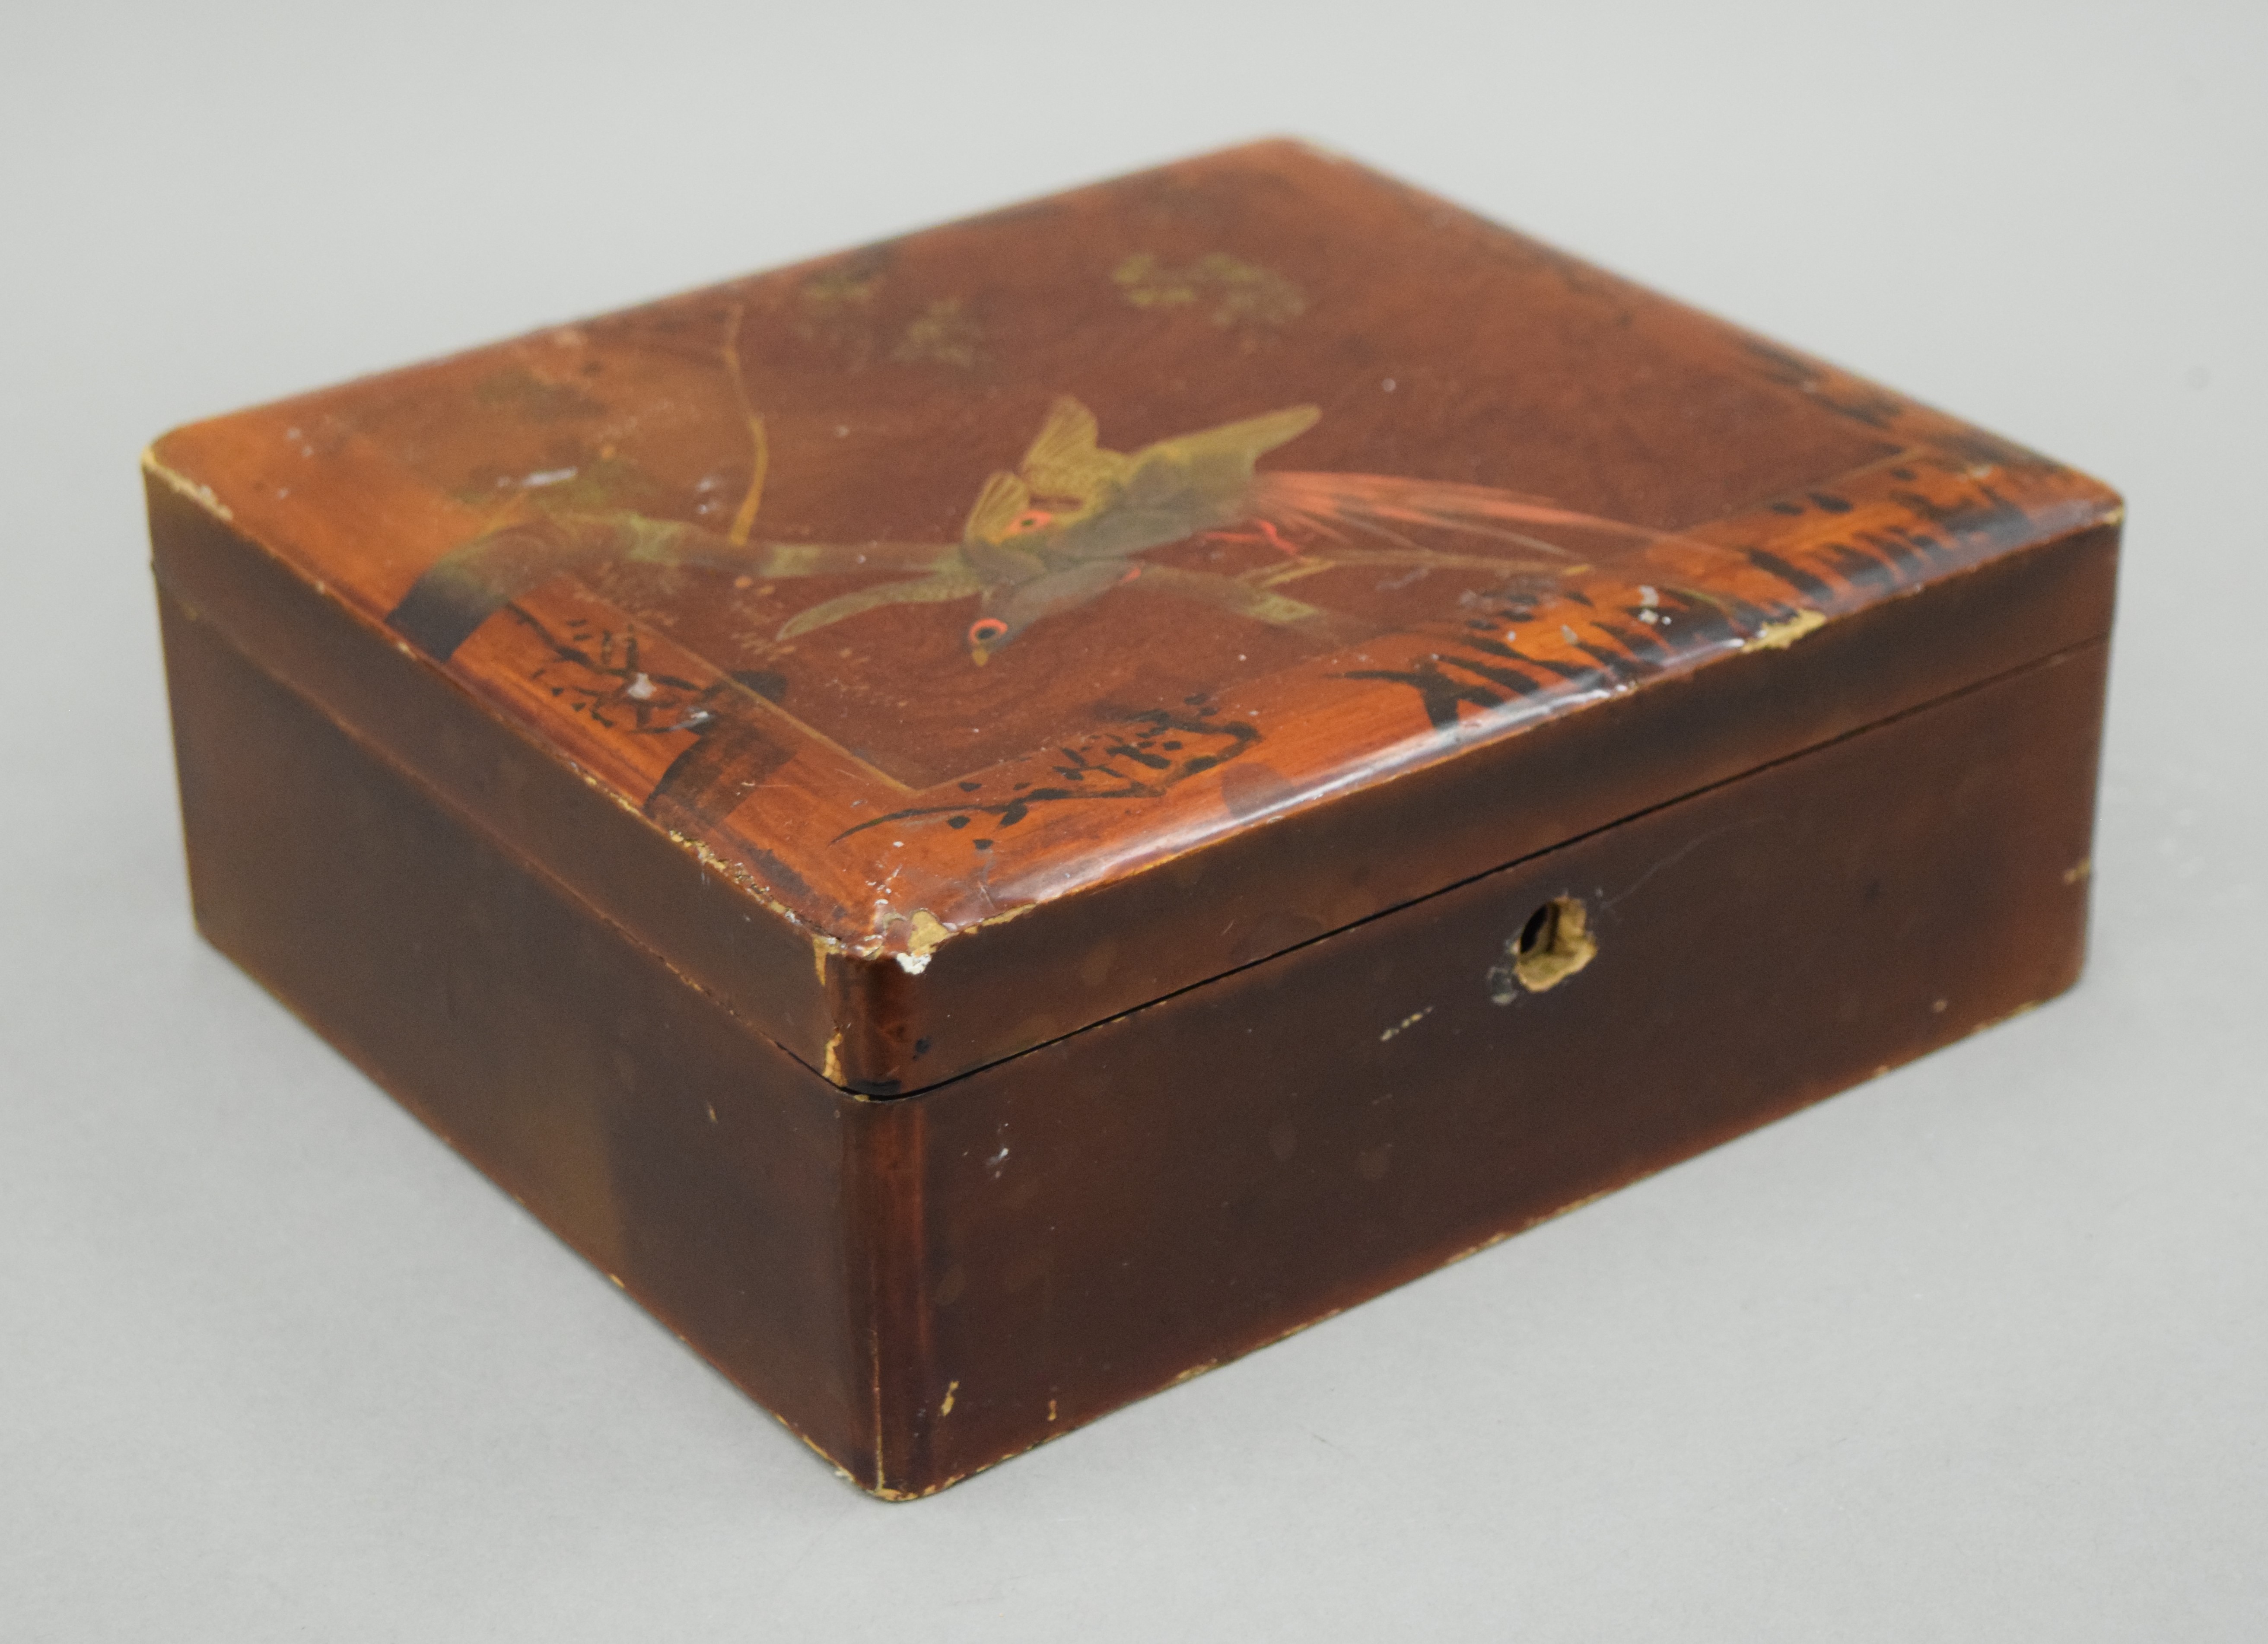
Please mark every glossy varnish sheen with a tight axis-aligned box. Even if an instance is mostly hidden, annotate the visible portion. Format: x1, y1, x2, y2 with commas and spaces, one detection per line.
149, 139, 2119, 1495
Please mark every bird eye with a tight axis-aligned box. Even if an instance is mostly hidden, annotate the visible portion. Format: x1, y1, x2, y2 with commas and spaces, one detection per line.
968, 618, 1008, 646
1012, 510, 1052, 533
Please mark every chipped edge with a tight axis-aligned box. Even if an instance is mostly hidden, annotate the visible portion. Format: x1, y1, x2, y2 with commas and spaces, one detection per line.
142, 446, 235, 521
892, 910, 951, 975
1745, 607, 1826, 651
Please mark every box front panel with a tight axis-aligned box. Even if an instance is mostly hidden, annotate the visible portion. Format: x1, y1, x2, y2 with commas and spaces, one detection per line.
155, 566, 2109, 1498
889, 639, 2109, 1492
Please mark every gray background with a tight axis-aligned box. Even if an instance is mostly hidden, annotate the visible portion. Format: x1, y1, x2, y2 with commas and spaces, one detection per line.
4, 2, 2262, 1637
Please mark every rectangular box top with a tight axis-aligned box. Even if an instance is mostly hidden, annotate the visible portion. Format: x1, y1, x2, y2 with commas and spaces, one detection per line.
146, 139, 2119, 1094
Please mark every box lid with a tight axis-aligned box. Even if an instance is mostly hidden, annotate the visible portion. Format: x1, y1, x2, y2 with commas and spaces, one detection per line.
146, 139, 2120, 1095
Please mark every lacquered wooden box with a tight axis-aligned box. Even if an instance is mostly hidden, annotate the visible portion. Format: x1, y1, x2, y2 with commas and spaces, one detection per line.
147, 140, 2119, 1498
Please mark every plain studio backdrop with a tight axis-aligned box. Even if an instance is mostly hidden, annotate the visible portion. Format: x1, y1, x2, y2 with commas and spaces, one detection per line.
3, 3, 2261, 1638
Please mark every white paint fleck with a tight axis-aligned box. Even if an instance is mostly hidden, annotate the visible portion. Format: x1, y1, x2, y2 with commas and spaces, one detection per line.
1381, 377, 1397, 392
1561, 623, 1580, 643
893, 908, 950, 973
623, 672, 657, 700
1380, 1006, 1434, 1041
522, 466, 579, 488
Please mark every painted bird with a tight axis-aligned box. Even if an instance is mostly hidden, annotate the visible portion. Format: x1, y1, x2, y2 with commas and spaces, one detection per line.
775, 397, 1657, 662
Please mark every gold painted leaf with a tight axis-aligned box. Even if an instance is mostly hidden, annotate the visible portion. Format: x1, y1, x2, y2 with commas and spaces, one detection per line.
1111, 252, 1305, 328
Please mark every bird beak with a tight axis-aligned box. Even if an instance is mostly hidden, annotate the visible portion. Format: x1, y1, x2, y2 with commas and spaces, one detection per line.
970, 646, 991, 667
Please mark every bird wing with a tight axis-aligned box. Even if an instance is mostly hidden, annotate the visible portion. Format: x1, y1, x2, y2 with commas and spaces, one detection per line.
962, 468, 1035, 547
988, 557, 1142, 633
1017, 397, 1129, 506
775, 569, 984, 640
1134, 404, 1321, 475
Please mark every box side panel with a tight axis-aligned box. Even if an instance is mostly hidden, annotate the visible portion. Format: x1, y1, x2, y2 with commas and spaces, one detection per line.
884, 637, 2109, 1493
145, 477, 843, 1078
158, 590, 875, 1478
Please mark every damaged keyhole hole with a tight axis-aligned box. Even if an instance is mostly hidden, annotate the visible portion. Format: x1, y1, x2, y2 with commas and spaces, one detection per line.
1507, 895, 1598, 995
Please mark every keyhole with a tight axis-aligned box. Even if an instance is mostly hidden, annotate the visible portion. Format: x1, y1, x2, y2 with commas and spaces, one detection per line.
1494, 895, 1598, 999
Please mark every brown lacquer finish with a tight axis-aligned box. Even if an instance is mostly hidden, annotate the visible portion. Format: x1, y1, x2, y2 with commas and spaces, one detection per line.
147, 140, 2118, 1092
150, 139, 2119, 1495
160, 582, 2107, 1495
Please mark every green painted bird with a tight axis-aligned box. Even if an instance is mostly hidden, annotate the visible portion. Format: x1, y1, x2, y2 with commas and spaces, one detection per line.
779, 399, 1335, 662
